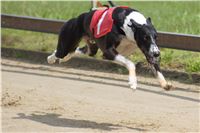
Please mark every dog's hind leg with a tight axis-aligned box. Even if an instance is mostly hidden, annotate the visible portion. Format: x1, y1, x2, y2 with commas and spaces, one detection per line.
75, 38, 98, 56
47, 50, 75, 64
47, 17, 84, 64
59, 39, 98, 63
58, 53, 76, 63
47, 50, 58, 64
75, 44, 98, 56
58, 41, 98, 63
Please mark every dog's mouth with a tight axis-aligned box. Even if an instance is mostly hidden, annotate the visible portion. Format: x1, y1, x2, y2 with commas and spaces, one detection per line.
146, 55, 160, 65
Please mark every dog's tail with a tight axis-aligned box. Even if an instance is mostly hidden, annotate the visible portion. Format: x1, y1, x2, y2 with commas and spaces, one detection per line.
54, 13, 87, 59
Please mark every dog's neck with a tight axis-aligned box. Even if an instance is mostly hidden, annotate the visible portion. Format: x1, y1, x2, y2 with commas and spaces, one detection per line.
121, 11, 147, 42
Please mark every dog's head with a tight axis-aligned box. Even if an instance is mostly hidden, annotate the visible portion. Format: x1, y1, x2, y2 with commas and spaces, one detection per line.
128, 17, 160, 65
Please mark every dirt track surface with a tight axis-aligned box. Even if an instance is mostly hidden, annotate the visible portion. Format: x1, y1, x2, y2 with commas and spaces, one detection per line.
1, 58, 200, 132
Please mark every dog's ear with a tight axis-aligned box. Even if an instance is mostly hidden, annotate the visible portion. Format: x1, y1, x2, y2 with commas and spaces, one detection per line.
127, 21, 133, 28
130, 19, 142, 28
146, 17, 152, 25
127, 20, 136, 33
127, 19, 142, 32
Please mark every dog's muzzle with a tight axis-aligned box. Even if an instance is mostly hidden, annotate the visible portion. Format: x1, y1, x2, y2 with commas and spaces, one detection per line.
149, 44, 160, 57
147, 44, 160, 64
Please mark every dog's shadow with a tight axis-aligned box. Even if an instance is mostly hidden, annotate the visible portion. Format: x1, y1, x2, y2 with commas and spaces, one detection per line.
13, 113, 146, 131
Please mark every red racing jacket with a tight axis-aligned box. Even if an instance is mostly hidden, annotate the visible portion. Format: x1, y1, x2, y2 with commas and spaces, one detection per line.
90, 6, 128, 38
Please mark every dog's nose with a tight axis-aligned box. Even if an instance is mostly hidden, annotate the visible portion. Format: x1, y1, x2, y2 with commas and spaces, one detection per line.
150, 44, 160, 57
153, 51, 160, 57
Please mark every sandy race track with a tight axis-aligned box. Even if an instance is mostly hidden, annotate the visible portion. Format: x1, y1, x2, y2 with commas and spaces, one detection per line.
1, 58, 200, 132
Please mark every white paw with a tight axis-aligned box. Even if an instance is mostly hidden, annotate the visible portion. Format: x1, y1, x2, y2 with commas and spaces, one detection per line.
75, 47, 83, 55
128, 76, 137, 91
129, 84, 137, 91
162, 82, 173, 91
47, 54, 57, 64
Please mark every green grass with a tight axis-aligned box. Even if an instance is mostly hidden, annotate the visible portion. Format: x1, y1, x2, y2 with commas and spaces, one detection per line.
1, 1, 200, 73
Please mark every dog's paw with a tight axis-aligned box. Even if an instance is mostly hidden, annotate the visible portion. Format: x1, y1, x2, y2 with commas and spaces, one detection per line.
47, 54, 57, 64
163, 82, 173, 91
59, 54, 74, 64
75, 47, 83, 55
129, 84, 137, 91
128, 76, 137, 91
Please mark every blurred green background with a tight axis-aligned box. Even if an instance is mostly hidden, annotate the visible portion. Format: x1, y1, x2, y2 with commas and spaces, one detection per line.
1, 1, 200, 72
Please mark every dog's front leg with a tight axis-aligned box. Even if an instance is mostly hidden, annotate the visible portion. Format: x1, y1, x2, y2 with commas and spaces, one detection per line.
115, 54, 137, 90
153, 64, 173, 90
103, 48, 137, 90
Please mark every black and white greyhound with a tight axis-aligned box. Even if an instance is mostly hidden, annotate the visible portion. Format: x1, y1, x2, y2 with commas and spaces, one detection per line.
47, 6, 172, 91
